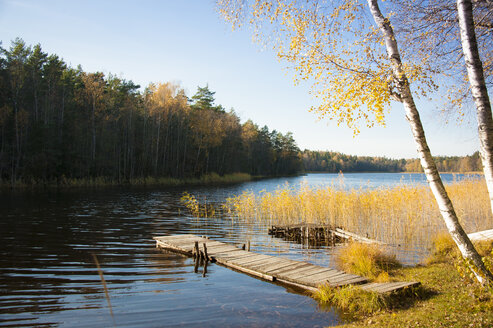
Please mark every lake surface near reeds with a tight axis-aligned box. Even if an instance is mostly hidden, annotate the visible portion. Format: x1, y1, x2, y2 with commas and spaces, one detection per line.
0, 172, 478, 327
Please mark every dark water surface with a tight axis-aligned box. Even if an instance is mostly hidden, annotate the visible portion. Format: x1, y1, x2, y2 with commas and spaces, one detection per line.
0, 173, 477, 327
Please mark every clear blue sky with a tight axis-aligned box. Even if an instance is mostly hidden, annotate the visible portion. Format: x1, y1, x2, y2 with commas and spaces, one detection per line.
0, 0, 480, 158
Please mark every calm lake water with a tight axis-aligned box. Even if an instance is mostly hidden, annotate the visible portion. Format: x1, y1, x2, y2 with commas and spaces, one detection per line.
0, 173, 477, 327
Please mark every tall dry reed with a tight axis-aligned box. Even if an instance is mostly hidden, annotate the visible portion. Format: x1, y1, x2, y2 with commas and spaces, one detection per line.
222, 178, 493, 251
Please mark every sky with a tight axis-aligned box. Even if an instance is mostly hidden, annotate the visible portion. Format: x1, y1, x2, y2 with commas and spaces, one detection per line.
0, 0, 482, 158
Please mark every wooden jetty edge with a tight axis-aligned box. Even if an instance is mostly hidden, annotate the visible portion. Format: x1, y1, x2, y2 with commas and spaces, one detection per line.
268, 224, 386, 245
468, 228, 493, 242
153, 234, 419, 294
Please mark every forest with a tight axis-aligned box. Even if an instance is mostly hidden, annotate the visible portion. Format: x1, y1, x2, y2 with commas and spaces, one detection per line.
0, 39, 482, 187
0, 39, 302, 185
302, 150, 482, 173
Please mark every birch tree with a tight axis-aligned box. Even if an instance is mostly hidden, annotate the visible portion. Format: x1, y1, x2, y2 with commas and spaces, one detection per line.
217, 0, 493, 285
391, 0, 493, 219
456, 0, 493, 218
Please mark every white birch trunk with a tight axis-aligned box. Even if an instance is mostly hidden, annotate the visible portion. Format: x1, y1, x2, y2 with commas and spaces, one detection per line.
367, 0, 493, 285
457, 0, 493, 217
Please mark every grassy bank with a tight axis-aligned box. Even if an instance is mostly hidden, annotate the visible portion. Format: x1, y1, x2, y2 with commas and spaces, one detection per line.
222, 178, 493, 254
0, 172, 253, 190
313, 239, 493, 327
333, 262, 493, 327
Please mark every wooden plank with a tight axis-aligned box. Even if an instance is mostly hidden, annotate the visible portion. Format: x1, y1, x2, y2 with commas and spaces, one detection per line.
320, 273, 362, 286
274, 263, 319, 278
333, 228, 385, 245
204, 244, 238, 254
266, 262, 312, 275
156, 241, 194, 255
204, 246, 238, 254
317, 269, 351, 280
376, 282, 406, 293
164, 238, 210, 248
229, 254, 272, 266
374, 281, 419, 293
326, 275, 368, 287
242, 257, 284, 268
298, 269, 346, 283
297, 273, 360, 287
359, 281, 419, 293
222, 256, 269, 267
311, 271, 367, 287
251, 259, 299, 273
213, 250, 256, 259
244, 258, 288, 271
287, 267, 332, 280
468, 228, 493, 241
201, 241, 227, 247
330, 276, 368, 287
293, 268, 339, 282
361, 282, 398, 293
214, 258, 275, 282
262, 260, 303, 274
184, 241, 226, 252
212, 252, 258, 263
275, 277, 318, 292
158, 240, 204, 251
153, 234, 199, 241
157, 237, 204, 246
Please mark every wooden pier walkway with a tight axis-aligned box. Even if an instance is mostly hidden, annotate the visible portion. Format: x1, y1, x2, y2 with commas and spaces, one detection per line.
468, 228, 493, 242
153, 234, 419, 293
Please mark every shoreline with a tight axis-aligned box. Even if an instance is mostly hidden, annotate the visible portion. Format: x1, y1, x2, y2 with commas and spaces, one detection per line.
0, 172, 260, 191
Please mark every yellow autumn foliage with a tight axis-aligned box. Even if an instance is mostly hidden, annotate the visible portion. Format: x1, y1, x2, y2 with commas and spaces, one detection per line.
217, 0, 438, 133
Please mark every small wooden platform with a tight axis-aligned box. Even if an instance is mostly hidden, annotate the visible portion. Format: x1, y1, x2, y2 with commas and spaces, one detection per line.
268, 224, 385, 245
153, 234, 418, 294
468, 228, 493, 242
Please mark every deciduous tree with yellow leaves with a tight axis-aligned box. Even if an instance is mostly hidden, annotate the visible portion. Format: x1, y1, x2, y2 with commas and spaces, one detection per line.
217, 0, 493, 285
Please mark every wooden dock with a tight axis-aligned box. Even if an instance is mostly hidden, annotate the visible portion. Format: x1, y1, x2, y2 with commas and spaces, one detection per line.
268, 224, 386, 245
153, 234, 418, 293
468, 228, 493, 242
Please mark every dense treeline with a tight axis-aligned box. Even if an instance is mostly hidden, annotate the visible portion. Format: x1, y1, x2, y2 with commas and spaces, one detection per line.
404, 152, 482, 173
302, 150, 482, 173
302, 150, 406, 173
0, 39, 302, 185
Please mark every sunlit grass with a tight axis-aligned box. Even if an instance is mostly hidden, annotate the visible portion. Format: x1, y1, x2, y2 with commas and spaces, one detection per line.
221, 178, 493, 252
314, 284, 391, 315
336, 242, 401, 280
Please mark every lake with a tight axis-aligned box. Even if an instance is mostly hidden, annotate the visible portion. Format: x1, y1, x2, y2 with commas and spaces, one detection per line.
0, 173, 476, 327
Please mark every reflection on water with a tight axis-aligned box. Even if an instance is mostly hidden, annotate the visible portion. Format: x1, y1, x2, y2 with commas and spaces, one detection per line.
1, 185, 339, 327
0, 173, 477, 327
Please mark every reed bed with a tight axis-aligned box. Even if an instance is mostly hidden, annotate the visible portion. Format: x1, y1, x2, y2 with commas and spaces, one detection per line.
1, 172, 253, 189
222, 178, 493, 254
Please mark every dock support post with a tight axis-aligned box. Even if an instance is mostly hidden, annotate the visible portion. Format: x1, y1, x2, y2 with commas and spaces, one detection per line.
202, 260, 208, 277
193, 241, 199, 259
203, 243, 209, 261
